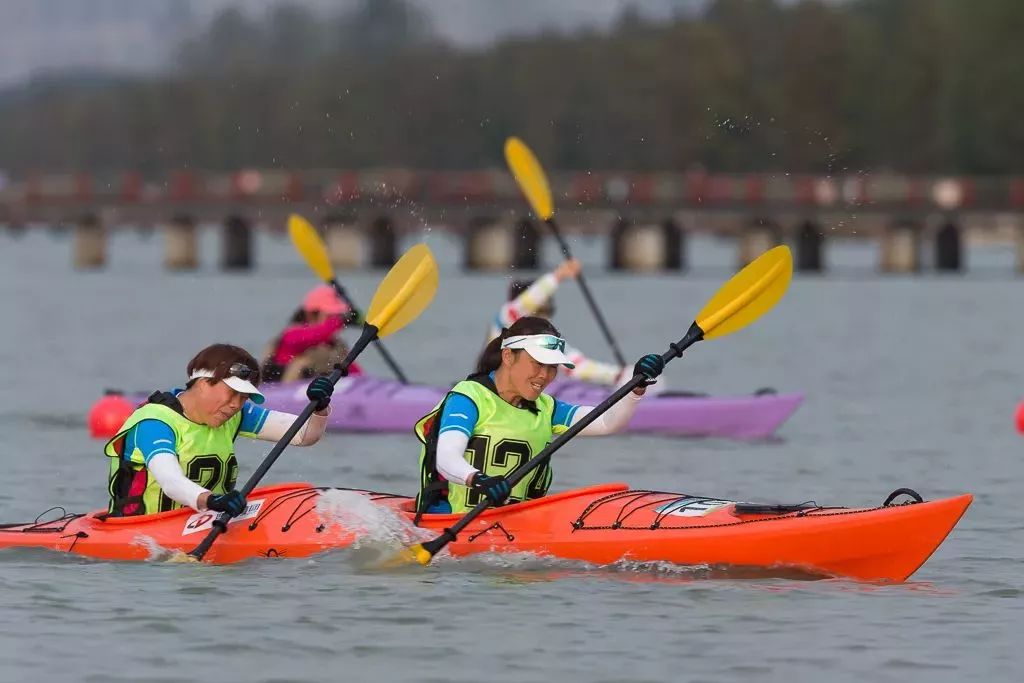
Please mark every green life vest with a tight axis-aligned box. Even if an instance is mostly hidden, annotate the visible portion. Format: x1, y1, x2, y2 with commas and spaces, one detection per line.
105, 391, 241, 516
415, 374, 568, 515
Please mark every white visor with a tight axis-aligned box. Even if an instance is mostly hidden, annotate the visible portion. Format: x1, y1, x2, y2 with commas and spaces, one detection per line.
188, 368, 265, 404
501, 334, 575, 369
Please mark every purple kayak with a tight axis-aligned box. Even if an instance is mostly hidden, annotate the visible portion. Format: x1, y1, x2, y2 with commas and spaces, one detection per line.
213, 376, 802, 439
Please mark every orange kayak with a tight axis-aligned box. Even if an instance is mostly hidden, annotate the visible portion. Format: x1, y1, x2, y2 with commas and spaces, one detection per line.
0, 482, 971, 582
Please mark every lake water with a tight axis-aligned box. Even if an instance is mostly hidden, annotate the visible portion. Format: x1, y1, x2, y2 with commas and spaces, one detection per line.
0, 228, 1020, 682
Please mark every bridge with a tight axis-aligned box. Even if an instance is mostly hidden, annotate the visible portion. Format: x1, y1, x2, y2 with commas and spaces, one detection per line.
2, 169, 1022, 273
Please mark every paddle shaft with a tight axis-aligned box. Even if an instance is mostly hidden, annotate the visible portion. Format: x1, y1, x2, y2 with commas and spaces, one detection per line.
188, 325, 379, 560
421, 322, 704, 557
329, 279, 409, 384
545, 218, 626, 367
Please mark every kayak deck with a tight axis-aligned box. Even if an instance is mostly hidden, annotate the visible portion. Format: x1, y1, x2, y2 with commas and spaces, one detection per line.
0, 482, 971, 582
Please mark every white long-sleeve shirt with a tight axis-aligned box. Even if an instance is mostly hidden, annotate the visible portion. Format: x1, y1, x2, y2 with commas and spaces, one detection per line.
146, 408, 330, 511
435, 388, 643, 485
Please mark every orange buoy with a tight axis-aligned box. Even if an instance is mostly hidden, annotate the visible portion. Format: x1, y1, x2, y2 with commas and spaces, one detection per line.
88, 391, 135, 439
1016, 401, 1024, 434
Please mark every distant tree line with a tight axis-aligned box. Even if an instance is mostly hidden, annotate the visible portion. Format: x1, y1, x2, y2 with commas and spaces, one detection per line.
1, 0, 1022, 175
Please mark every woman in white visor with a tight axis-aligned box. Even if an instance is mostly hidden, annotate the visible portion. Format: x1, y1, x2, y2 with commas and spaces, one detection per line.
414, 317, 664, 515
104, 343, 335, 518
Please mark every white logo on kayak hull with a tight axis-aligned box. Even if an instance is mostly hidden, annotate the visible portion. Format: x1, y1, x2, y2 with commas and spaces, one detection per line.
181, 499, 264, 535
654, 497, 734, 517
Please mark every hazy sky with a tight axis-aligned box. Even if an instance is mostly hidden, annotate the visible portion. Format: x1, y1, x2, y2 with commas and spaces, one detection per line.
0, 0, 705, 86
198, 0, 706, 45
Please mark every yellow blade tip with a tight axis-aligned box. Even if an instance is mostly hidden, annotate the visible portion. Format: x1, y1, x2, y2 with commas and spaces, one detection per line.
502, 136, 554, 221
413, 544, 433, 566
366, 243, 439, 338
374, 544, 432, 569
504, 136, 523, 156
165, 551, 200, 564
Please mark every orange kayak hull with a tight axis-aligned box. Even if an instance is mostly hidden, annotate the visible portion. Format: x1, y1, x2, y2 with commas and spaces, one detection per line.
0, 483, 971, 582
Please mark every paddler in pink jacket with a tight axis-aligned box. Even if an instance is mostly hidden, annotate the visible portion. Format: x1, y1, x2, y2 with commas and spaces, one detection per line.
262, 285, 364, 382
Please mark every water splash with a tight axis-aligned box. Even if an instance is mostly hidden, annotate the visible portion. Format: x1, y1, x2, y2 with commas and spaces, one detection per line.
316, 490, 425, 547
315, 490, 436, 571
134, 535, 195, 563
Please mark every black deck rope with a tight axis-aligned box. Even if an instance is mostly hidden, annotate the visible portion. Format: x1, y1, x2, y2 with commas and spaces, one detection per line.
575, 504, 902, 532
468, 521, 514, 543
608, 492, 679, 529
645, 494, 711, 529
59, 531, 88, 552
570, 489, 860, 532
574, 490, 659, 529
0, 512, 83, 533
35, 507, 68, 525
883, 488, 924, 506
247, 488, 320, 531
574, 490, 723, 531
790, 501, 826, 517
280, 490, 325, 532
280, 504, 317, 532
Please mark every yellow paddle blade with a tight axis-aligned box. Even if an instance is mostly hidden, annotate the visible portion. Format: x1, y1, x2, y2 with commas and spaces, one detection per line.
695, 245, 792, 340
504, 137, 554, 220
288, 213, 334, 282
164, 551, 199, 563
376, 543, 433, 569
366, 244, 439, 338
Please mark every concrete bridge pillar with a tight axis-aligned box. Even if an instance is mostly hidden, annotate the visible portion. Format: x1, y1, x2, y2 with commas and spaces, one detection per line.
608, 217, 629, 271
609, 221, 669, 272
795, 220, 825, 272
738, 218, 781, 267
1015, 220, 1024, 274
465, 217, 513, 271
513, 218, 541, 270
164, 214, 198, 270
664, 219, 686, 271
73, 213, 106, 269
324, 213, 363, 269
221, 215, 253, 270
610, 218, 685, 272
879, 221, 921, 273
934, 220, 962, 272
368, 215, 397, 268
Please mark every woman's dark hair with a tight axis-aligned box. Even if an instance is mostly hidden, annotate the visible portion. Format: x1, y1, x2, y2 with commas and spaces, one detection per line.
186, 343, 261, 388
475, 316, 561, 375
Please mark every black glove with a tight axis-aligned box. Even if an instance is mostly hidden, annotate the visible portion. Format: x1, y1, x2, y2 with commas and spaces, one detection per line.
306, 375, 334, 411
469, 473, 511, 506
633, 353, 665, 386
206, 490, 247, 517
